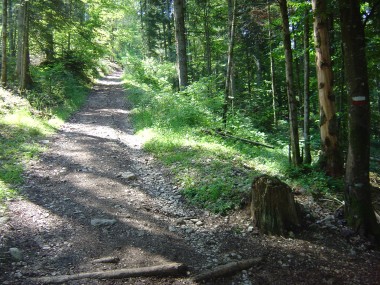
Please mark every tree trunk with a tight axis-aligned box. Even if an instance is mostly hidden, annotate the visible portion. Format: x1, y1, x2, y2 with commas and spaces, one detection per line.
267, 0, 277, 128
203, 0, 212, 76
8, 0, 15, 57
303, 8, 311, 164
278, 0, 301, 166
166, 0, 175, 62
312, 0, 343, 176
338, 0, 380, 242
1, 0, 8, 86
251, 175, 300, 235
45, 24, 54, 62
16, 0, 31, 91
173, 0, 188, 89
67, 0, 72, 52
222, 0, 237, 128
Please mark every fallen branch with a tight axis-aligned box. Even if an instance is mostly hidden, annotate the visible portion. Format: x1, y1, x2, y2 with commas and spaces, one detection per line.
92, 256, 120, 264
192, 257, 263, 282
208, 129, 274, 149
320, 198, 344, 205
34, 262, 187, 284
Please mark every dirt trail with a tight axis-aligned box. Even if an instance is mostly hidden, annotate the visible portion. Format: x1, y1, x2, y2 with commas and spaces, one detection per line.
1, 71, 380, 285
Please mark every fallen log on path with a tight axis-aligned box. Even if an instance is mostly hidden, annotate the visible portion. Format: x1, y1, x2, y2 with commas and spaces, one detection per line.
204, 129, 274, 149
34, 262, 187, 284
192, 257, 263, 282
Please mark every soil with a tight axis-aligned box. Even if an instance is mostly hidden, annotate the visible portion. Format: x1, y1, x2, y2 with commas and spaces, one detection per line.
1, 71, 380, 285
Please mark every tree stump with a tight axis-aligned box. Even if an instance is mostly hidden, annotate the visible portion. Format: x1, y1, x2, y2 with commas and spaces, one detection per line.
250, 175, 300, 235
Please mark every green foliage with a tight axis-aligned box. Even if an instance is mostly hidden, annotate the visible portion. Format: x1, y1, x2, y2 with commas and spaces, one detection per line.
125, 53, 347, 214
124, 56, 176, 91
27, 62, 89, 116
283, 164, 344, 195
126, 61, 223, 132
0, 107, 52, 200
0, 63, 89, 203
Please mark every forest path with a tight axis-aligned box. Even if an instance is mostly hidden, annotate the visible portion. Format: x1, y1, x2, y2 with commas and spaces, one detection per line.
0, 71, 259, 284
1, 71, 379, 285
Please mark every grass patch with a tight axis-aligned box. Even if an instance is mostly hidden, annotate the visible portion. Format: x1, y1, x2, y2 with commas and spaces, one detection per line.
0, 73, 89, 202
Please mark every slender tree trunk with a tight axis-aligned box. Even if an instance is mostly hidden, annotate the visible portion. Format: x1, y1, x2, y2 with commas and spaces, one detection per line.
8, 0, 15, 57
303, 8, 311, 164
165, 0, 174, 62
338, 0, 380, 242
161, 3, 168, 60
222, 0, 237, 128
252, 52, 261, 85
20, 0, 30, 91
16, 0, 24, 83
45, 24, 54, 62
173, 0, 188, 89
67, 0, 72, 52
268, 0, 277, 127
293, 23, 301, 106
312, 0, 343, 176
1, 0, 8, 86
203, 0, 212, 76
245, 47, 252, 95
278, 0, 301, 166
16, 0, 30, 91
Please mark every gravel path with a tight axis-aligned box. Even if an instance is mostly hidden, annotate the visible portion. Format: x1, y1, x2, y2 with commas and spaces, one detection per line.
0, 71, 379, 285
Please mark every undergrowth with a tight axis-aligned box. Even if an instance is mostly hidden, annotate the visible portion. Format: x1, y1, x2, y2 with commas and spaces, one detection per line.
124, 57, 343, 214
0, 62, 92, 202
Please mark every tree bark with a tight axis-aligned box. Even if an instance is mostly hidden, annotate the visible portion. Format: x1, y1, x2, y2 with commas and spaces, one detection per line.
278, 0, 301, 166
173, 0, 188, 89
251, 175, 300, 235
312, 0, 343, 176
1, 0, 8, 86
303, 8, 311, 164
8, 0, 15, 57
45, 23, 54, 62
67, 0, 72, 52
268, 0, 277, 127
338, 0, 380, 242
203, 0, 212, 76
222, 0, 237, 128
16, 0, 31, 91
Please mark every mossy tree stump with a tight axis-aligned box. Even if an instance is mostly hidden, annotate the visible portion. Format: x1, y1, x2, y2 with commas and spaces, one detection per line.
250, 175, 300, 235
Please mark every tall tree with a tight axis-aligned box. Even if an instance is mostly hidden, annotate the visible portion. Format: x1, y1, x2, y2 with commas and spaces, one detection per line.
222, 0, 237, 127
339, 0, 380, 241
1, 0, 8, 86
312, 0, 342, 176
8, 0, 15, 57
278, 0, 301, 166
268, 0, 277, 127
203, 0, 212, 76
16, 0, 31, 91
173, 0, 188, 89
303, 7, 311, 164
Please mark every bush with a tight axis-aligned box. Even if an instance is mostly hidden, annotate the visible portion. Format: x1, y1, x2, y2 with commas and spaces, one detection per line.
29, 62, 88, 114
